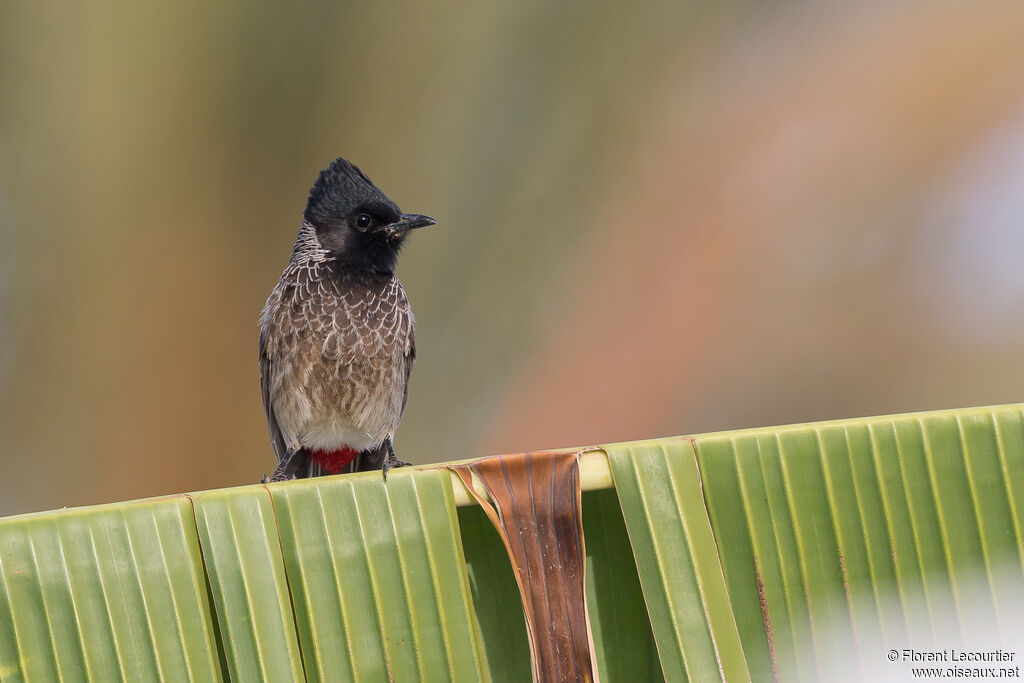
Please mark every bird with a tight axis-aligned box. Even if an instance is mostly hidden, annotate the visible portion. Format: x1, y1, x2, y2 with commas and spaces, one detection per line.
259, 156, 435, 482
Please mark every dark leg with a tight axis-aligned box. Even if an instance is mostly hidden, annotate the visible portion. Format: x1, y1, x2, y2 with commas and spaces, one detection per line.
381, 438, 412, 481
266, 448, 310, 482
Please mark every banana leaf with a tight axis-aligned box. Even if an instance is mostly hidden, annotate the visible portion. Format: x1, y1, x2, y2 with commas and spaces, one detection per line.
0, 404, 1020, 681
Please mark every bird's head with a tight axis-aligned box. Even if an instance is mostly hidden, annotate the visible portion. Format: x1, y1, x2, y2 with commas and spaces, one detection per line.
303, 157, 435, 273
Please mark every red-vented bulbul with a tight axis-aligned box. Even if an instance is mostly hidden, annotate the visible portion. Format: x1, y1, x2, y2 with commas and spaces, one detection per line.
260, 157, 434, 481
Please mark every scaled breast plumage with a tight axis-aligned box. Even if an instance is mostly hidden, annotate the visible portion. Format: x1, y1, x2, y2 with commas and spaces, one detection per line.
259, 222, 415, 460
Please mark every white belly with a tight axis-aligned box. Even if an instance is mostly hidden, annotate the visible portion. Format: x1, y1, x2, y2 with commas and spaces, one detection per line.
299, 414, 379, 453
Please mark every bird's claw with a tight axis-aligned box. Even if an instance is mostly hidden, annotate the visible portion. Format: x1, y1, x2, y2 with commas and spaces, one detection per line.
381, 453, 412, 482
379, 438, 411, 482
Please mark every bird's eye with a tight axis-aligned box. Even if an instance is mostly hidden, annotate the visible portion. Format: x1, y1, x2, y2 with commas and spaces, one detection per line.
355, 214, 372, 230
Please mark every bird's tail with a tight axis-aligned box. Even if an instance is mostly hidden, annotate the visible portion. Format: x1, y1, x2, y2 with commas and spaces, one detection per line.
304, 442, 388, 477
346, 443, 387, 474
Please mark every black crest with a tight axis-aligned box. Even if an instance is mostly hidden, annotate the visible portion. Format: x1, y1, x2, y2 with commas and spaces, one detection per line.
303, 157, 397, 226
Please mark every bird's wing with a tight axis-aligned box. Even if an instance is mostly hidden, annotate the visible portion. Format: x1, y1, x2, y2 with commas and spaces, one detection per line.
259, 324, 289, 464
401, 324, 416, 418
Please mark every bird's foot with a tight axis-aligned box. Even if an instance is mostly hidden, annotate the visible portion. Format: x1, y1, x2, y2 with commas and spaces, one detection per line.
262, 471, 297, 483
381, 440, 412, 482
381, 455, 412, 481
266, 448, 305, 482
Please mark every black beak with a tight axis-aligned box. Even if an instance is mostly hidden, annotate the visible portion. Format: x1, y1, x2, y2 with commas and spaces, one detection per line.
386, 213, 436, 238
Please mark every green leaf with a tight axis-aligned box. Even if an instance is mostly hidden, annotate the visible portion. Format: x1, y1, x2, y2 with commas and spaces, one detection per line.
606, 440, 752, 683
456, 503, 532, 682
268, 467, 488, 683
695, 405, 1024, 682
0, 497, 222, 682
1, 404, 1021, 682
191, 487, 305, 682
582, 488, 662, 682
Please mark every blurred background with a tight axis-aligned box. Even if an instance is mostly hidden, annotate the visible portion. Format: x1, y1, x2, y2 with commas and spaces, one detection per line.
2, 0, 1024, 515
